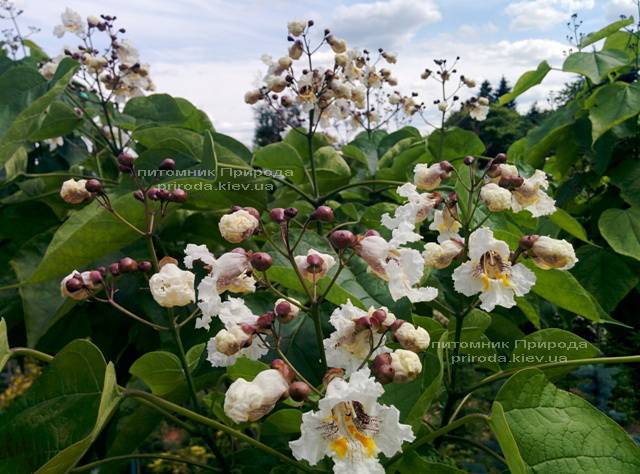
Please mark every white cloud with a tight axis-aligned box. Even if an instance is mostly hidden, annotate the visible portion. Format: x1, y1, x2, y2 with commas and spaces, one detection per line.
505, 0, 595, 31
605, 0, 638, 20
458, 22, 498, 37
330, 0, 442, 49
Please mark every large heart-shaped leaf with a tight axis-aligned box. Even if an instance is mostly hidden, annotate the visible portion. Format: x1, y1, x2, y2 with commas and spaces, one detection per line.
563, 50, 630, 84
490, 368, 640, 473
0, 340, 121, 473
129, 351, 185, 396
586, 81, 640, 141
500, 61, 551, 105
598, 207, 640, 261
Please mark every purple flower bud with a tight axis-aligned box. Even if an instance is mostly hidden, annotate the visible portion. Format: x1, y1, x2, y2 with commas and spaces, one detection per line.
89, 270, 103, 284
306, 253, 324, 271
257, 311, 275, 328
147, 187, 159, 200
65, 277, 84, 292
138, 261, 152, 272
159, 158, 176, 171
117, 152, 136, 168
157, 189, 171, 201
250, 252, 273, 271
519, 234, 539, 250
270, 207, 286, 223
330, 230, 356, 249
284, 207, 298, 219
118, 257, 138, 273
311, 205, 334, 222
370, 309, 387, 326
463, 156, 475, 166
364, 229, 380, 237
109, 263, 120, 276
85, 179, 103, 193
493, 153, 507, 164
133, 190, 145, 201
170, 188, 188, 203
275, 301, 292, 317
289, 381, 311, 402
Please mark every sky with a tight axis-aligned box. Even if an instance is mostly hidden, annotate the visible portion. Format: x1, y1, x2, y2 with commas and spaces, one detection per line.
11, 0, 640, 144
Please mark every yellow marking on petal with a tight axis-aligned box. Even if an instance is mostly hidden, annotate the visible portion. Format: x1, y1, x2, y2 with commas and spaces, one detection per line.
500, 274, 511, 287
481, 273, 491, 291
330, 438, 349, 459
345, 414, 377, 457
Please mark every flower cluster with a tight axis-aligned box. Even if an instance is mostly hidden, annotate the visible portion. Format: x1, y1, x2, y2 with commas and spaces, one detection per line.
45, 8, 154, 101
246, 20, 418, 137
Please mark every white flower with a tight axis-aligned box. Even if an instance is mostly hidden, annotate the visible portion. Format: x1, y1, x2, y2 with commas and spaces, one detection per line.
328, 36, 348, 54
45, 136, 64, 151
452, 228, 536, 312
529, 236, 577, 270
183, 243, 216, 269
39, 55, 63, 80
224, 369, 289, 423
355, 236, 438, 303
429, 207, 462, 243
511, 170, 556, 217
289, 368, 415, 473
381, 183, 439, 247
469, 97, 489, 121
390, 349, 422, 383
60, 271, 100, 300
204, 297, 269, 367
413, 162, 452, 191
384, 248, 438, 303
213, 325, 252, 356
294, 249, 336, 282
287, 20, 306, 37
53, 8, 84, 38
118, 40, 140, 66
149, 264, 195, 308
382, 51, 397, 64
423, 239, 463, 269
324, 301, 389, 374
87, 15, 101, 27
244, 89, 263, 104
218, 209, 259, 243
60, 179, 91, 204
394, 323, 430, 352
480, 183, 512, 212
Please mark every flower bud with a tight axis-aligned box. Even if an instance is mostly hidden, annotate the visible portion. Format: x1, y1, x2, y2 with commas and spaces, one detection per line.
493, 153, 507, 164
528, 236, 577, 270
480, 183, 512, 212
311, 205, 334, 222
330, 230, 356, 249
390, 349, 422, 383
423, 240, 464, 269
306, 253, 324, 272
287, 20, 306, 37
138, 261, 152, 272
244, 89, 263, 105
147, 187, 160, 200
372, 353, 395, 384
159, 158, 176, 171
169, 188, 188, 203
394, 323, 430, 352
85, 179, 103, 193
60, 179, 91, 204
133, 189, 145, 201
370, 309, 387, 326
65, 277, 84, 292
257, 311, 275, 329
118, 257, 138, 273
498, 175, 525, 190
250, 252, 273, 271
117, 152, 136, 168
89, 270, 103, 284
224, 369, 289, 423
289, 40, 303, 60
109, 263, 120, 276
463, 156, 475, 166
149, 263, 195, 308
271, 359, 296, 384
269, 207, 286, 223
61, 270, 100, 300
157, 189, 171, 201
284, 207, 298, 219
275, 298, 300, 323
519, 234, 539, 250
219, 209, 260, 243
289, 381, 311, 402
364, 229, 380, 237
214, 326, 252, 356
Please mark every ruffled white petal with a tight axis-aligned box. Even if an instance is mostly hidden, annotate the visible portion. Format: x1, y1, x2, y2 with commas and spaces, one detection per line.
452, 261, 483, 296
509, 263, 536, 296
468, 227, 510, 261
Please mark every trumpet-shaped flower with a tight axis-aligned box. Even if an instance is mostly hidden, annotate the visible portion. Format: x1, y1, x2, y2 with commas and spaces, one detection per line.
429, 207, 461, 243
511, 170, 556, 217
452, 228, 535, 311
381, 183, 439, 246
289, 368, 414, 473
224, 369, 289, 423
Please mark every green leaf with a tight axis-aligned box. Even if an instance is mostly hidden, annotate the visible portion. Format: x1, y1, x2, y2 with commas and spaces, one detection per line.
548, 207, 590, 243
29, 101, 82, 141
609, 159, 640, 208
186, 343, 205, 372
29, 193, 145, 284
0, 340, 121, 473
515, 297, 540, 329
133, 126, 202, 159
404, 352, 443, 429
599, 207, 640, 261
507, 329, 600, 377
586, 81, 640, 142
283, 128, 331, 161
10, 232, 76, 346
129, 351, 184, 396
262, 409, 303, 436
499, 61, 551, 105
390, 452, 465, 473
580, 17, 635, 48
604, 30, 639, 53
314, 146, 351, 195
524, 100, 580, 167
562, 50, 630, 84
572, 246, 639, 312
491, 368, 640, 473
0, 61, 79, 166
525, 261, 608, 323
253, 142, 308, 185
427, 128, 484, 162
123, 93, 187, 126
0, 319, 9, 372
227, 357, 269, 381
